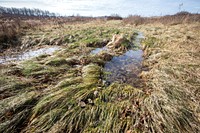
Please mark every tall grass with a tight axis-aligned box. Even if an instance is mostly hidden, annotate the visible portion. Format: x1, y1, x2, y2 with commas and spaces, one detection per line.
124, 12, 200, 25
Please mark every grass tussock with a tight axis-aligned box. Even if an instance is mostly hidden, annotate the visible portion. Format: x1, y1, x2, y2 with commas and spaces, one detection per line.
0, 91, 38, 133
24, 83, 151, 133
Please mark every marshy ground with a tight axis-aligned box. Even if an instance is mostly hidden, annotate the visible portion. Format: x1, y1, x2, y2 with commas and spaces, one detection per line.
0, 19, 200, 133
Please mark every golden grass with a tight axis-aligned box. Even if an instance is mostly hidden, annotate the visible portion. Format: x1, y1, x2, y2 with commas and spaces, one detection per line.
138, 23, 200, 132
0, 20, 199, 132
123, 13, 200, 26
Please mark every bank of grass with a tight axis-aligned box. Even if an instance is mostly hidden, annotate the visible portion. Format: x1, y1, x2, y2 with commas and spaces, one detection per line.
139, 23, 200, 132
0, 20, 199, 132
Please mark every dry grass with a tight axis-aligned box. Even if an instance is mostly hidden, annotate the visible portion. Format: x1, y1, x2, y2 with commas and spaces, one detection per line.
138, 23, 200, 132
0, 19, 199, 132
0, 14, 101, 52
124, 12, 200, 26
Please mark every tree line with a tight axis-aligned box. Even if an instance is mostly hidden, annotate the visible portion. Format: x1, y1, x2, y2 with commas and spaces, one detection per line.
0, 6, 58, 17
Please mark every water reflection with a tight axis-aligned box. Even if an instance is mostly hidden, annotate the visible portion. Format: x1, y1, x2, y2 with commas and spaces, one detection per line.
104, 32, 144, 87
0, 46, 60, 64
90, 47, 109, 54
104, 49, 143, 87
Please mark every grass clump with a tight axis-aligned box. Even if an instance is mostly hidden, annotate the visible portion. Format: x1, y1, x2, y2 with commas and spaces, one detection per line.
24, 81, 151, 133
21, 60, 44, 76
82, 63, 102, 85
0, 74, 34, 100
0, 91, 38, 133
55, 76, 82, 88
45, 58, 67, 66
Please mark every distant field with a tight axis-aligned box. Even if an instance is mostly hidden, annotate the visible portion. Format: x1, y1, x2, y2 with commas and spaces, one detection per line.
0, 10, 200, 133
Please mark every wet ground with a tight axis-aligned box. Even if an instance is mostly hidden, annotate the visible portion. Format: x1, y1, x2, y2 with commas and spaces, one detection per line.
1, 32, 144, 87
104, 49, 143, 87
91, 32, 144, 87
104, 33, 144, 87
90, 47, 109, 54
134, 32, 144, 45
0, 46, 60, 64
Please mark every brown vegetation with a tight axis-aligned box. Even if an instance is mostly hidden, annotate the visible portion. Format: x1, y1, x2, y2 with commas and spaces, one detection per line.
138, 23, 200, 132
0, 6, 200, 132
0, 7, 98, 52
123, 11, 200, 25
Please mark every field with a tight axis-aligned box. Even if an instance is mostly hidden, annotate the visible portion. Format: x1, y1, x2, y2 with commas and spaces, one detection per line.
0, 13, 200, 133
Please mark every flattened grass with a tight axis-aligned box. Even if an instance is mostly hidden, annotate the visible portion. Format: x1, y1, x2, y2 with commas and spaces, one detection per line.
1, 20, 199, 133
140, 23, 200, 132
0, 21, 137, 133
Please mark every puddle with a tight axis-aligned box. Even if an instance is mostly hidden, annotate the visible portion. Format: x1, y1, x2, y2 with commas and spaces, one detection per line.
134, 32, 144, 43
90, 32, 144, 55
0, 46, 60, 64
90, 47, 109, 54
104, 32, 144, 87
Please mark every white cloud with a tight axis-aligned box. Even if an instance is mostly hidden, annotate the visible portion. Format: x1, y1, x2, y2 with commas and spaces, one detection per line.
0, 0, 199, 16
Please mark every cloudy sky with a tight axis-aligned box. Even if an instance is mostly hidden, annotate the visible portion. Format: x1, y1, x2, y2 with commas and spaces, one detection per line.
0, 0, 199, 17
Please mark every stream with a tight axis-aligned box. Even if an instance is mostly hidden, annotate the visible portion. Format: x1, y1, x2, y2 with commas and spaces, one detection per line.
104, 49, 143, 87
91, 32, 144, 87
104, 32, 144, 87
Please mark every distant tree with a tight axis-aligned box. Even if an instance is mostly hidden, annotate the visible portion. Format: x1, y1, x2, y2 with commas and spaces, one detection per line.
0, 6, 59, 17
175, 11, 191, 16
106, 14, 123, 20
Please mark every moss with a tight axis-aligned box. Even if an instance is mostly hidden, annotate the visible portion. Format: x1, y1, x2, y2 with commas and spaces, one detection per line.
82, 38, 100, 46
45, 58, 67, 66
0, 76, 9, 87
21, 61, 43, 76
68, 42, 80, 49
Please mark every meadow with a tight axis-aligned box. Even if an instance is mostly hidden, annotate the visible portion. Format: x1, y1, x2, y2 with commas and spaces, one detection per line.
0, 8, 200, 132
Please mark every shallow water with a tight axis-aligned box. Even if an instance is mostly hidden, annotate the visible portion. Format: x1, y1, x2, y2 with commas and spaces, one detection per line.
90, 47, 109, 54
104, 32, 144, 87
0, 46, 60, 64
133, 32, 144, 46
104, 49, 143, 87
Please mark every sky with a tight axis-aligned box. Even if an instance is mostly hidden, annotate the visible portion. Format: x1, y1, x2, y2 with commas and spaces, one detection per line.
0, 0, 199, 17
